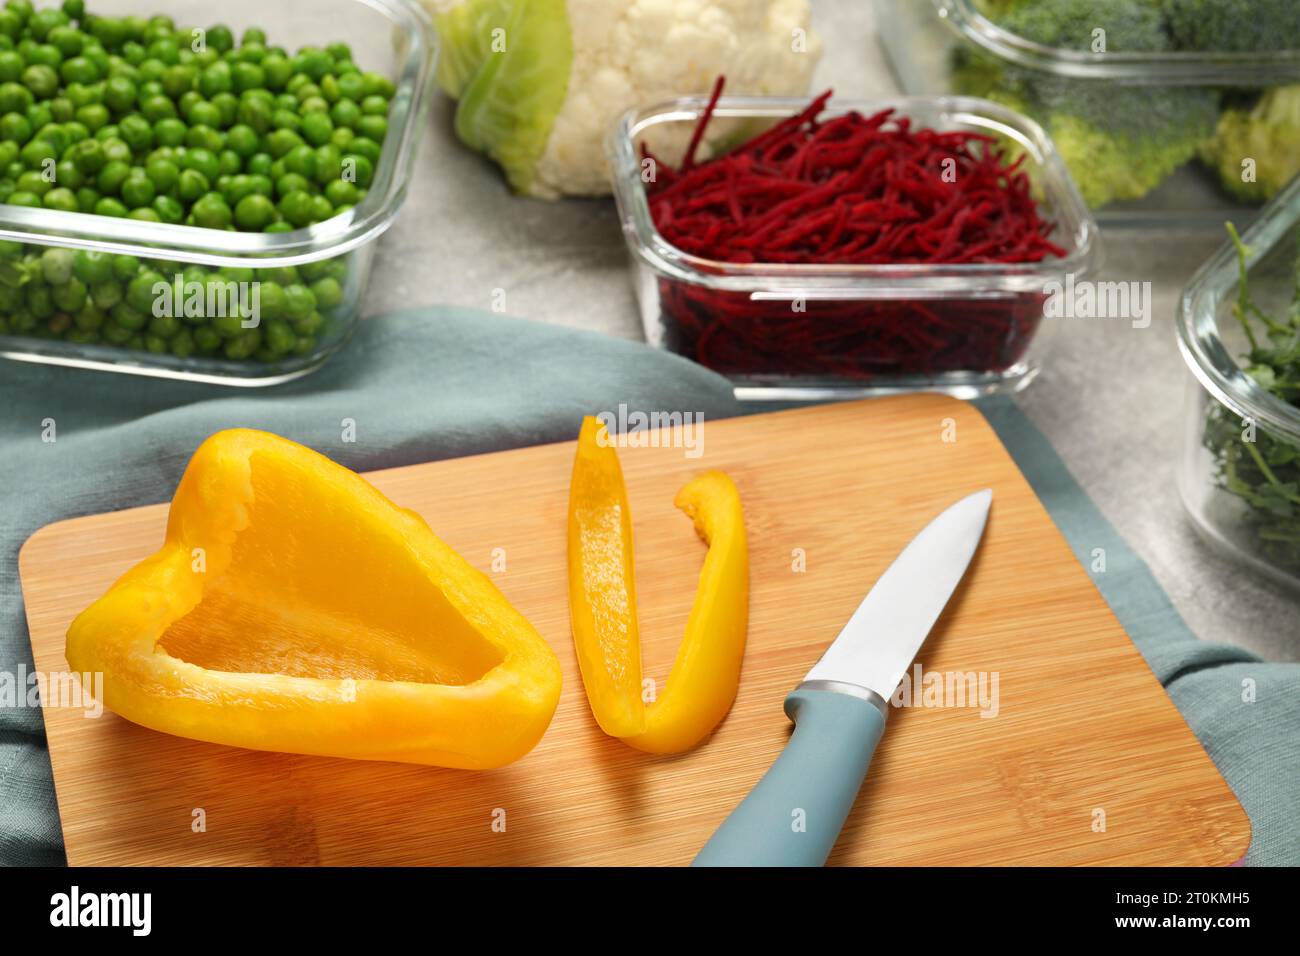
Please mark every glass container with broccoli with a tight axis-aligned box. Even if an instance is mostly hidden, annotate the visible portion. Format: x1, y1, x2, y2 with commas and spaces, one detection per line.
0, 0, 434, 383
877, 0, 1300, 220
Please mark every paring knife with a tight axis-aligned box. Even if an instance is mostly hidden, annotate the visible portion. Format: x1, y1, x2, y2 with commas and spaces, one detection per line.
692, 489, 993, 867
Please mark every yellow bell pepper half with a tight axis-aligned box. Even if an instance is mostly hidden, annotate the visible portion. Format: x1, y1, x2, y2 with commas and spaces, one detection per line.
567, 417, 749, 754
66, 429, 562, 769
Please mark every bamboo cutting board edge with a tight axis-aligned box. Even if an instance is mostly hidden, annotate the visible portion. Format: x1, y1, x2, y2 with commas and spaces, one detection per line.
19, 396, 1251, 866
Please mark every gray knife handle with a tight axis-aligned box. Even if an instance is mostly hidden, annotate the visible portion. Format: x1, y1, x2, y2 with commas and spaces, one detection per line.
692, 685, 886, 867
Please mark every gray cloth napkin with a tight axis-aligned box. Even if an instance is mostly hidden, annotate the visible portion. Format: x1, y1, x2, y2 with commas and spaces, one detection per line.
1, 307, 1294, 865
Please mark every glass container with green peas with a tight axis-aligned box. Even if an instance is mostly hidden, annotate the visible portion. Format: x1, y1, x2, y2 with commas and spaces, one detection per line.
0, 0, 432, 384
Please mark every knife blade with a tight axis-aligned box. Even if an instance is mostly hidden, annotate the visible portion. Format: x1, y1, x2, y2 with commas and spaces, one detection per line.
692, 488, 992, 868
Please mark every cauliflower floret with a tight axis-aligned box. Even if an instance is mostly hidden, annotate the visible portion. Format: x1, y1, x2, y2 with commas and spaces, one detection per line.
424, 0, 822, 198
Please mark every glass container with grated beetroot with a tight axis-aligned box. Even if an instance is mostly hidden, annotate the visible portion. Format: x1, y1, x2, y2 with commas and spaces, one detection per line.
607, 85, 1099, 400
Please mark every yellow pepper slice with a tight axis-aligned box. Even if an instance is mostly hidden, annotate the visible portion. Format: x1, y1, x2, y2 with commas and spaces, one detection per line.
66, 429, 562, 769
567, 417, 749, 753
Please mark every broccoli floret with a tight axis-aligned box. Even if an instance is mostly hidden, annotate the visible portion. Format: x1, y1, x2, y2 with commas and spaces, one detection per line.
971, 0, 1038, 17
1162, 0, 1300, 53
1201, 85, 1300, 203
951, 0, 1220, 208
1001, 0, 1168, 54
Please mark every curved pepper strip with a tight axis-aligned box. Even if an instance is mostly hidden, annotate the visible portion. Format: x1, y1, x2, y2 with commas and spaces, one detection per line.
66, 429, 562, 770
567, 417, 749, 753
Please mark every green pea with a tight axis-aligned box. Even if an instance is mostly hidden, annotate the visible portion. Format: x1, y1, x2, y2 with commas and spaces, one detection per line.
0, 109, 29, 141
152, 115, 184, 146
270, 107, 298, 131
329, 125, 353, 150
356, 114, 386, 143
72, 101, 107, 130
231, 60, 263, 93
222, 123, 255, 158
265, 126, 299, 158
5, 186, 38, 205
119, 170, 154, 207
139, 93, 174, 121
188, 99, 221, 129
72, 249, 112, 285
232, 193, 273, 232
309, 275, 342, 310
234, 93, 269, 133
245, 150, 271, 176
99, 135, 129, 162
180, 146, 219, 181
197, 60, 230, 97
210, 90, 237, 126
42, 185, 77, 210
21, 63, 57, 98
51, 274, 86, 310
277, 188, 313, 227
74, 301, 105, 332
59, 55, 98, 85
300, 110, 331, 145
69, 135, 102, 172
24, 101, 50, 129
191, 192, 231, 228
102, 74, 135, 113
125, 269, 163, 312
192, 324, 220, 351
205, 24, 233, 54
90, 278, 121, 310
210, 312, 243, 338
143, 155, 177, 191
344, 152, 373, 187
293, 47, 331, 82
151, 192, 182, 223
307, 193, 332, 222
274, 171, 311, 197
95, 158, 128, 194
330, 97, 360, 130
47, 94, 74, 122
282, 142, 314, 178
41, 247, 75, 285
147, 310, 178, 337
53, 158, 81, 188
117, 112, 151, 150
93, 195, 125, 216
73, 185, 95, 210
48, 24, 82, 57
281, 282, 315, 319
0, 50, 21, 83
18, 137, 54, 167
335, 71, 363, 102
176, 167, 208, 201
237, 41, 265, 65
290, 310, 322, 336
62, 119, 87, 142
262, 52, 290, 90
14, 168, 47, 194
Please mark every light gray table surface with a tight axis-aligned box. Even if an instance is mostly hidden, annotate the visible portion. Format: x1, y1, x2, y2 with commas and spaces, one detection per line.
361, 2, 1297, 663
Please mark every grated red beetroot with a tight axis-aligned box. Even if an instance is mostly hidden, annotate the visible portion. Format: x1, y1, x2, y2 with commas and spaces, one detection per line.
643, 78, 1065, 380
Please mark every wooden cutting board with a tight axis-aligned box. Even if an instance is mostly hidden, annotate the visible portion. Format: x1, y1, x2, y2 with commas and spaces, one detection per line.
19, 396, 1249, 866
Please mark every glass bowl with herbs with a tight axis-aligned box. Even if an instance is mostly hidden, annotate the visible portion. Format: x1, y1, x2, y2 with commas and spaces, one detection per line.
1178, 177, 1300, 590
0, 0, 435, 385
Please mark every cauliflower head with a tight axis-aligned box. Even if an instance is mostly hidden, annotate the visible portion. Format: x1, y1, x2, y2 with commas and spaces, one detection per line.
424, 0, 822, 199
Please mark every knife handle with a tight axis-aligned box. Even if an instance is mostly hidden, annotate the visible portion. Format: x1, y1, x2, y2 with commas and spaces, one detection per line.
692, 686, 886, 867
